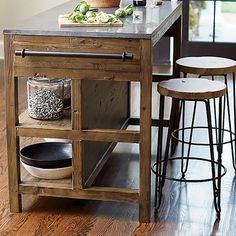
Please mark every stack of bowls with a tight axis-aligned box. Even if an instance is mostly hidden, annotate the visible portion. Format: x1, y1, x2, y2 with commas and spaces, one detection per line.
20, 142, 72, 179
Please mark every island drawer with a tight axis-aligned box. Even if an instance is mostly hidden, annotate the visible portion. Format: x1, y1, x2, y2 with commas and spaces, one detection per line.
13, 36, 142, 81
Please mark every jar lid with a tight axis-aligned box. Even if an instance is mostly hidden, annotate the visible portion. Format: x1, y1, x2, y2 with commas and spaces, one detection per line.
28, 77, 63, 86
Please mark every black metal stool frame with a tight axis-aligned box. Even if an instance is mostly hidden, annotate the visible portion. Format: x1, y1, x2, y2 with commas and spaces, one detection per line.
154, 95, 224, 217
181, 73, 236, 173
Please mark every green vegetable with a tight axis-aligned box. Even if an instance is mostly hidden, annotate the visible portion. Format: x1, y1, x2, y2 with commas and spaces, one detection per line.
79, 3, 90, 14
107, 14, 118, 23
85, 11, 96, 19
68, 11, 85, 22
86, 17, 96, 23
124, 4, 133, 15
115, 8, 126, 18
100, 14, 110, 23
67, 1, 127, 24
68, 12, 74, 21
68, 11, 77, 22
96, 12, 110, 23
73, 1, 87, 12
74, 13, 85, 22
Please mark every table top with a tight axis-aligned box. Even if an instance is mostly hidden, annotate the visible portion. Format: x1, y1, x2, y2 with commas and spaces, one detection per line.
3, 0, 182, 40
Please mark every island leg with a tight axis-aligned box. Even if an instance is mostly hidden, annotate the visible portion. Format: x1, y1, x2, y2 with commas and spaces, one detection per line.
139, 39, 152, 222
5, 34, 22, 212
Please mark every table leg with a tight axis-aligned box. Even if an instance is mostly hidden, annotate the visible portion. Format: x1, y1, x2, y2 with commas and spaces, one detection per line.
139, 40, 152, 222
5, 34, 22, 212
173, 16, 182, 78
171, 16, 182, 155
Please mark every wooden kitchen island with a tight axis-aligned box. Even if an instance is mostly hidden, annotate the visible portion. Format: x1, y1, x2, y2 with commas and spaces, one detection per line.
4, 0, 182, 222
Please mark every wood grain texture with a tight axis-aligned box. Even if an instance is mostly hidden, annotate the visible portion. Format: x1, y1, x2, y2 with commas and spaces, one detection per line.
72, 79, 82, 189
19, 185, 139, 202
14, 68, 141, 82
6, 29, 144, 221
139, 39, 152, 223
1, 63, 236, 234
81, 79, 129, 184
18, 109, 71, 129
85, 0, 120, 8
13, 36, 141, 76
13, 36, 141, 82
4, 35, 22, 213
14, 67, 130, 198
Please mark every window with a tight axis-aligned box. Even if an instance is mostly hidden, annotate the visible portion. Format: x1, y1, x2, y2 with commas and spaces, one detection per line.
189, 0, 236, 43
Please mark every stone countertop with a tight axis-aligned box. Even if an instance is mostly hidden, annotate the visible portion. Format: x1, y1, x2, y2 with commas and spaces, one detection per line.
4, 0, 182, 40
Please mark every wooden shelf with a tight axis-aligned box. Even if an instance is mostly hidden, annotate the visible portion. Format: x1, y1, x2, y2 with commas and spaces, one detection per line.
18, 109, 71, 130
20, 176, 72, 189
20, 165, 72, 188
20, 165, 138, 202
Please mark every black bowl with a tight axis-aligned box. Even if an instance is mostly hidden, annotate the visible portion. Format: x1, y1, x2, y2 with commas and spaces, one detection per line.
20, 142, 72, 169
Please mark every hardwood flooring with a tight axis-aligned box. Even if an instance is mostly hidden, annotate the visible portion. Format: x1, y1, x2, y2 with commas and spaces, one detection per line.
1, 59, 236, 235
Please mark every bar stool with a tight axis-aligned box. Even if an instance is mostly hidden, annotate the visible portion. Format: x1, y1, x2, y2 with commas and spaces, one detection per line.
176, 56, 236, 171
153, 78, 227, 216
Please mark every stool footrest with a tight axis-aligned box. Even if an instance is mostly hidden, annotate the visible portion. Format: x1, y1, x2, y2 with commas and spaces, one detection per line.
172, 126, 235, 146
152, 157, 227, 183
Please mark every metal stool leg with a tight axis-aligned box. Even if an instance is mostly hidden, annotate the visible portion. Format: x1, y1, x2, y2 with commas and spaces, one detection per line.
181, 100, 186, 178
183, 74, 202, 167
205, 99, 222, 216
222, 87, 226, 143
217, 96, 223, 215
232, 72, 236, 172
155, 94, 165, 209
224, 75, 234, 161
170, 100, 181, 156
170, 73, 188, 156
185, 101, 198, 174
211, 75, 219, 143
156, 98, 179, 210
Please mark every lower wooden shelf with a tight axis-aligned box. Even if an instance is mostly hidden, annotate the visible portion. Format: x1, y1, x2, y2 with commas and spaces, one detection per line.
20, 174, 139, 203
20, 166, 72, 189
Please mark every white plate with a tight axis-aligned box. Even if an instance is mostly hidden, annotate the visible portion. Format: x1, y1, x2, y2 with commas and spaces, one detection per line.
21, 161, 72, 179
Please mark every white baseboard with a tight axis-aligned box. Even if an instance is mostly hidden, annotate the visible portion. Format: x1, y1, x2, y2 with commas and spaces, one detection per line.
0, 40, 4, 59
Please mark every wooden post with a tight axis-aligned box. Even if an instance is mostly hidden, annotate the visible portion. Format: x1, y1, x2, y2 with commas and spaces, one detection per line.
139, 39, 152, 222
173, 16, 182, 78
4, 34, 22, 212
72, 79, 83, 189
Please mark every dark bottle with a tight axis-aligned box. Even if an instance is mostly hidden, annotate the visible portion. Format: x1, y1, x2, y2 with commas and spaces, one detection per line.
133, 0, 146, 6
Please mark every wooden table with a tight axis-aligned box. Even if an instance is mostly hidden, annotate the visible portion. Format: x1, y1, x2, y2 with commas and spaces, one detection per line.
4, 0, 182, 222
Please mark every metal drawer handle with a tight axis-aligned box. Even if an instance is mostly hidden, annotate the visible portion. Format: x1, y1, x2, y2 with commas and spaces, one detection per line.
15, 49, 133, 61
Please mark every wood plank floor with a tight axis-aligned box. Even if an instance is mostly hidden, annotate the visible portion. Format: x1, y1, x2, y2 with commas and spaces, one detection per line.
1, 59, 236, 235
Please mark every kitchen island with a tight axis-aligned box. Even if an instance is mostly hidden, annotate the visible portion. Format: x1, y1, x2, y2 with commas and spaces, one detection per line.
4, 0, 182, 222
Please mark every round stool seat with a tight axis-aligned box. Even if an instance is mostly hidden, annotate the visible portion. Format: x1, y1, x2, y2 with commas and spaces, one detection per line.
176, 56, 236, 75
158, 78, 226, 100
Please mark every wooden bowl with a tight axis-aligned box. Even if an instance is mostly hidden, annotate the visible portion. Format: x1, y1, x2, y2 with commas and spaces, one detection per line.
86, 0, 121, 8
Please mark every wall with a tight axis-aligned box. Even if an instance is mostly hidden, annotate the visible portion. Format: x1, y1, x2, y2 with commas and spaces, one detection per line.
0, 0, 69, 59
